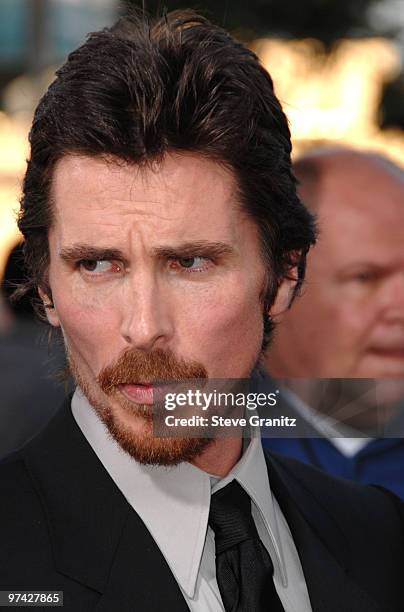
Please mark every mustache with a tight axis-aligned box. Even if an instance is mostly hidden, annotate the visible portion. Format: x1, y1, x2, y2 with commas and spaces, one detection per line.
98, 348, 208, 395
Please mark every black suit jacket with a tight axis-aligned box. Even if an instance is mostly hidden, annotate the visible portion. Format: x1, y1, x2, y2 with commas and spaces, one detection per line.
0, 400, 403, 612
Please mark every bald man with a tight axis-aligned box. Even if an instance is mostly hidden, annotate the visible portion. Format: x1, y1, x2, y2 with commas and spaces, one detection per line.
263, 147, 404, 497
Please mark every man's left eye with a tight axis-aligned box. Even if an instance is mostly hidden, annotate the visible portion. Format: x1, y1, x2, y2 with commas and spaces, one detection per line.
174, 256, 210, 271
79, 260, 122, 274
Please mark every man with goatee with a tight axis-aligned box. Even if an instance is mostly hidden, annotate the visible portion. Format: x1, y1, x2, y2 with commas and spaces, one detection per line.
0, 11, 402, 612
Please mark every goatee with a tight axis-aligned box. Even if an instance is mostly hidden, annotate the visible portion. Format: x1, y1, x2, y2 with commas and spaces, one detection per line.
68, 347, 213, 465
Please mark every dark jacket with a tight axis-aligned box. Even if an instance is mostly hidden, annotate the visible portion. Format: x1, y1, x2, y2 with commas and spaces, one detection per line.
0, 399, 403, 611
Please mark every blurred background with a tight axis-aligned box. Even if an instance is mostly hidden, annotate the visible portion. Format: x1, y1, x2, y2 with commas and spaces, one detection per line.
0, 0, 403, 276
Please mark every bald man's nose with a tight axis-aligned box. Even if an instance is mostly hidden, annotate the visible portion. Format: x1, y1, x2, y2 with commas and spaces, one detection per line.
380, 273, 404, 322
120, 278, 174, 351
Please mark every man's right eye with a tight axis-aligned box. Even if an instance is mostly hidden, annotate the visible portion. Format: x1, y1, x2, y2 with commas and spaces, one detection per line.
351, 270, 380, 284
79, 260, 122, 274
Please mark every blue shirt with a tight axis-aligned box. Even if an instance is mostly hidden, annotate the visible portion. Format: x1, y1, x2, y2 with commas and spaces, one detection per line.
262, 437, 404, 499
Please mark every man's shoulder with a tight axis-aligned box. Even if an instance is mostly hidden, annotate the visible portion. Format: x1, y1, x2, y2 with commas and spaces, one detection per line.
0, 398, 74, 504
0, 425, 56, 521
264, 448, 404, 611
0, 400, 109, 597
0, 446, 54, 578
265, 447, 404, 534
0, 449, 35, 496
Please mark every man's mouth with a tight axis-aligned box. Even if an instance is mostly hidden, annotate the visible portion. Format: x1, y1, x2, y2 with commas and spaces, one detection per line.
368, 347, 404, 359
119, 383, 154, 405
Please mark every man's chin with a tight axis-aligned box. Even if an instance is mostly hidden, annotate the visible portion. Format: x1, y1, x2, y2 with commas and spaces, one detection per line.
106, 418, 212, 466
97, 395, 213, 466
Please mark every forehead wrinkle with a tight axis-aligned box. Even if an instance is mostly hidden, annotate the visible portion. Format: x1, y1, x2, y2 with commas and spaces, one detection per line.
72, 198, 185, 226
127, 164, 195, 218
131, 158, 241, 218
54, 173, 179, 221
52, 154, 245, 244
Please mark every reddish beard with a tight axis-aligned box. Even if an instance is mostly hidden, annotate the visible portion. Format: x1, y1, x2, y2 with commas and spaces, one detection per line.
69, 347, 213, 465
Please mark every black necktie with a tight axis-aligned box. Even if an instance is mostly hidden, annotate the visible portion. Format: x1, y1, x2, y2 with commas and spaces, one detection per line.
209, 480, 285, 612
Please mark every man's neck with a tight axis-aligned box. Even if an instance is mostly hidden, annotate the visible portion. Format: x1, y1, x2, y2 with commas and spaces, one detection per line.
191, 436, 243, 477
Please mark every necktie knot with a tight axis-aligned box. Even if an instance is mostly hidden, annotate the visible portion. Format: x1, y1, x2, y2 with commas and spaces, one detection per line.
208, 479, 285, 612
209, 480, 259, 555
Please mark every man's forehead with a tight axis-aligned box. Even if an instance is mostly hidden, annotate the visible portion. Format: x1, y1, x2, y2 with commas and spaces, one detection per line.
49, 152, 252, 249
310, 160, 403, 243
316, 203, 404, 249
308, 176, 404, 272
318, 158, 404, 208
52, 153, 239, 221
52, 153, 237, 205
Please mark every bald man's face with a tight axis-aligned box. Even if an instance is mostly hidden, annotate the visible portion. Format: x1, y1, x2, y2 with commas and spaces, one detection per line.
267, 156, 404, 378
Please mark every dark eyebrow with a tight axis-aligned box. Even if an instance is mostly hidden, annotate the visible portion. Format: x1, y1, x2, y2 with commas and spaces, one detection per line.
338, 262, 387, 275
59, 240, 236, 264
152, 241, 236, 259
59, 245, 126, 263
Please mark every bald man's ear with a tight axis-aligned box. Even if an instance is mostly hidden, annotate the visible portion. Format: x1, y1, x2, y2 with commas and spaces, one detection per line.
267, 268, 299, 319
38, 286, 60, 328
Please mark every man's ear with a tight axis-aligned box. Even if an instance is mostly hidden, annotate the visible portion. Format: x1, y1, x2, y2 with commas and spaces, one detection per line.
267, 269, 299, 319
38, 287, 60, 327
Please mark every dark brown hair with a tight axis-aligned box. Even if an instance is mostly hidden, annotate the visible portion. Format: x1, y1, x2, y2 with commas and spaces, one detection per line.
18, 9, 316, 348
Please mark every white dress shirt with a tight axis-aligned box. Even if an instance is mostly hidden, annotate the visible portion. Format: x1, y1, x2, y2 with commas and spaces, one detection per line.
282, 387, 373, 457
72, 388, 312, 612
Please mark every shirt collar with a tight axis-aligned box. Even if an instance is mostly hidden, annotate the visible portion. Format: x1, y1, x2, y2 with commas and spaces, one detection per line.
71, 388, 287, 597
283, 387, 373, 455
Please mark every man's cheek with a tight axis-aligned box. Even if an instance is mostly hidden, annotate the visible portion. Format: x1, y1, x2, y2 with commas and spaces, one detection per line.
191, 295, 262, 351
69, 277, 119, 309
60, 316, 97, 357
57, 304, 114, 364
336, 305, 374, 348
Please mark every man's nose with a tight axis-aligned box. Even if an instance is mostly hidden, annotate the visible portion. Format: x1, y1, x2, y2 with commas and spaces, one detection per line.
120, 276, 174, 351
379, 273, 404, 322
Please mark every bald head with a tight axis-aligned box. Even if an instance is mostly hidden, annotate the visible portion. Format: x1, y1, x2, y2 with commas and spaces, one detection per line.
266, 147, 404, 378
294, 147, 404, 212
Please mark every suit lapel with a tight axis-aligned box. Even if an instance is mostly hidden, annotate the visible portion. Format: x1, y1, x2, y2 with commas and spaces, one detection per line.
24, 401, 189, 612
94, 509, 191, 611
265, 452, 388, 612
